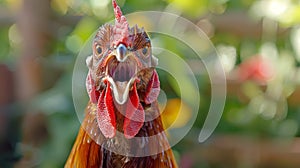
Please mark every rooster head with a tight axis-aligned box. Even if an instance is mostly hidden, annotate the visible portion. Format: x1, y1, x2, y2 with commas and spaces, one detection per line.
85, 0, 160, 139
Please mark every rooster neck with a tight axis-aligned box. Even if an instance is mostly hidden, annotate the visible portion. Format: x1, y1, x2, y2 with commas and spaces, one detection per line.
65, 101, 178, 168
102, 100, 168, 152
100, 101, 178, 168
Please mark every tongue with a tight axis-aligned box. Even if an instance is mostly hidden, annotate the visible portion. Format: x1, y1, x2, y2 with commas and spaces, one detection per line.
123, 82, 145, 139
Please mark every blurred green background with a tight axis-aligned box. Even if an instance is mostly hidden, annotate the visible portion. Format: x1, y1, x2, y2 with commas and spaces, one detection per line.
0, 0, 300, 167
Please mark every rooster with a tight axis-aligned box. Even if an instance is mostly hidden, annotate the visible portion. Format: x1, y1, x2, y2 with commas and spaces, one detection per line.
65, 0, 178, 167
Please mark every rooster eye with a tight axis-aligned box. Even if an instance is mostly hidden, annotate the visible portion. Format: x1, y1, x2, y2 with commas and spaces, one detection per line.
142, 46, 149, 55
95, 45, 102, 55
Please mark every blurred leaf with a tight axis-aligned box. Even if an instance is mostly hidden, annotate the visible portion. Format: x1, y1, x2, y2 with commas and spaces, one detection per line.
280, 5, 300, 27
51, 0, 73, 15
0, 28, 10, 61
4, 0, 21, 11
277, 119, 298, 137
167, 0, 208, 18
72, 17, 99, 42
161, 99, 192, 129
241, 81, 263, 99
65, 17, 99, 53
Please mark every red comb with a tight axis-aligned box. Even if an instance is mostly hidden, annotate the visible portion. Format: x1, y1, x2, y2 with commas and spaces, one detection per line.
112, 0, 129, 47
112, 0, 122, 22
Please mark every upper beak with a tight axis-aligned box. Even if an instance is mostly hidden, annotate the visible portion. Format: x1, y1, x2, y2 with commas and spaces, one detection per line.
116, 43, 128, 62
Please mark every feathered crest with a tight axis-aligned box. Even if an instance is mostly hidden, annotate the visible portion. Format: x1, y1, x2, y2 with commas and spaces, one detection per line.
112, 0, 129, 47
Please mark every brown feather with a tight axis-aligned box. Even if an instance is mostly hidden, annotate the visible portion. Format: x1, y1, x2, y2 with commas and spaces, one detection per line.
65, 105, 103, 168
65, 100, 178, 168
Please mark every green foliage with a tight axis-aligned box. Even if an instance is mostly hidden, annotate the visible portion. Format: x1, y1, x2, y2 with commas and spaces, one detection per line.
1, 0, 300, 167
0, 27, 10, 61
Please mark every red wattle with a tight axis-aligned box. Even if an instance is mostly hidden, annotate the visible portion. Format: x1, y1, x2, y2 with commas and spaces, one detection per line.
123, 82, 145, 139
144, 70, 160, 104
86, 71, 100, 104
97, 83, 116, 138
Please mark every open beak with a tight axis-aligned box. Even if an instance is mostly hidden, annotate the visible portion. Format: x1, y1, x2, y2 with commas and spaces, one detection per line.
104, 44, 137, 105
